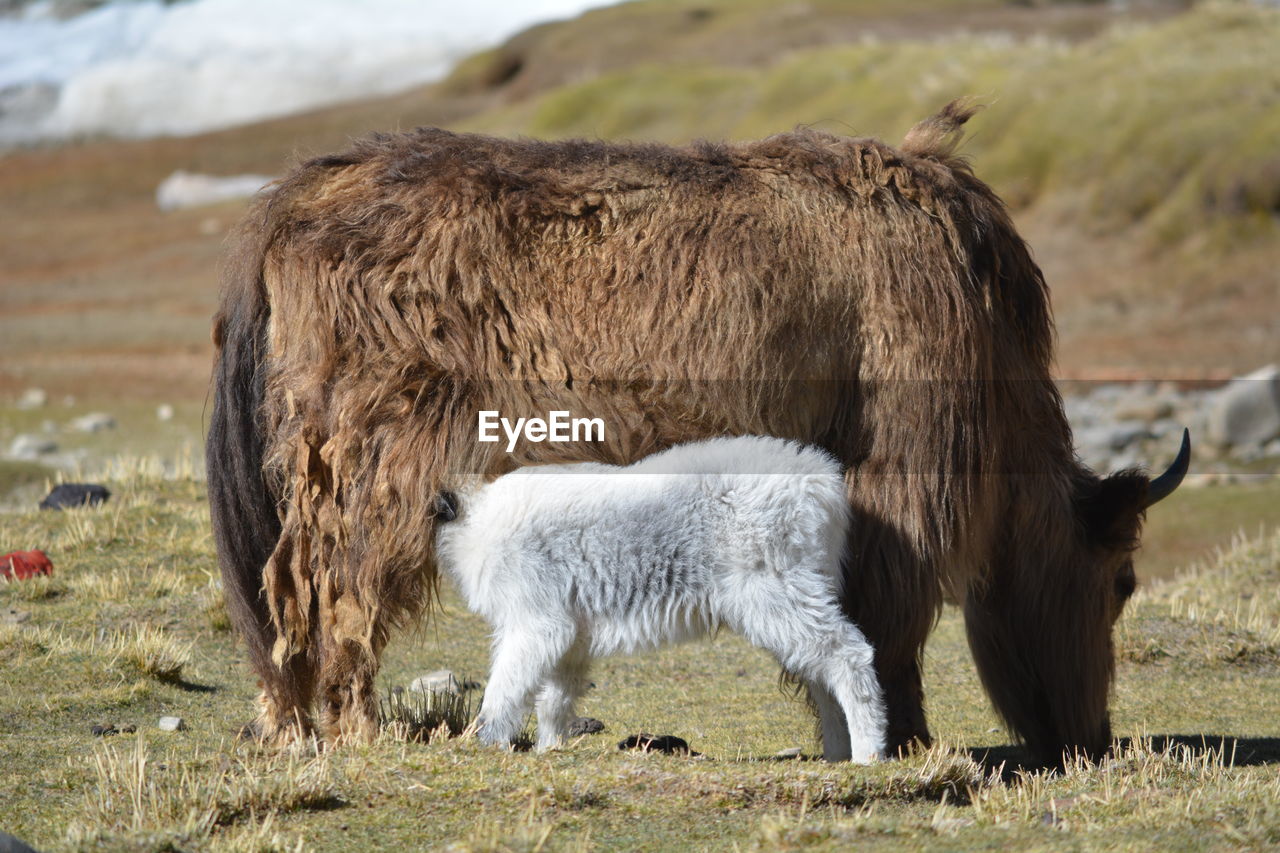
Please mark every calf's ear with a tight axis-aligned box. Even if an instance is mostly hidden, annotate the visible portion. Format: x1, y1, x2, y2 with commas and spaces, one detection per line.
434, 491, 459, 522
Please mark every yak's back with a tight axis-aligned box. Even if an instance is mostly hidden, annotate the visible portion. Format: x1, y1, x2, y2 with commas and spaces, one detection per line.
259, 111, 982, 248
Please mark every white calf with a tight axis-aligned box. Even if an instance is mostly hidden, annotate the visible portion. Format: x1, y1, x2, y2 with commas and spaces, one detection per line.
433, 435, 886, 762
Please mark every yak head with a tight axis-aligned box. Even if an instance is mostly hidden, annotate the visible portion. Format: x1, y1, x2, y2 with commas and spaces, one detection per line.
1076, 427, 1190, 622
967, 429, 1191, 766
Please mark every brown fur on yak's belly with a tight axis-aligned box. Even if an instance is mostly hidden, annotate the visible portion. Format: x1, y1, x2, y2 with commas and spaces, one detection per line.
208, 100, 1151, 764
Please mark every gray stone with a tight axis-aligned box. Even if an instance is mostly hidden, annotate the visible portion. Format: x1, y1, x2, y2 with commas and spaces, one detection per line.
1074, 424, 1150, 455
1086, 383, 1129, 404
1109, 424, 1151, 450
158, 716, 185, 732
8, 434, 58, 459
69, 412, 116, 433
0, 829, 40, 853
409, 670, 460, 695
15, 388, 47, 410
774, 746, 803, 759
2, 608, 31, 625
1063, 394, 1105, 427
1233, 444, 1266, 464
1207, 365, 1280, 449
40, 482, 110, 510
1113, 395, 1175, 423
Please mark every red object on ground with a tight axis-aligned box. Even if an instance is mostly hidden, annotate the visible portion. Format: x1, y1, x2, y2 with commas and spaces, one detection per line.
0, 550, 53, 581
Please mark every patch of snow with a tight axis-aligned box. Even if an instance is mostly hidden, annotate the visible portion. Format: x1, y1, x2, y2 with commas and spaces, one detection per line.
0, 0, 615, 145
155, 170, 273, 210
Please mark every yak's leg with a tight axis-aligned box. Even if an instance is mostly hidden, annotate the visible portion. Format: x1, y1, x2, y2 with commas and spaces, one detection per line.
315, 597, 391, 745
534, 640, 591, 751
242, 531, 318, 746
478, 618, 575, 748
317, 644, 385, 744
252, 651, 318, 746
871, 654, 929, 758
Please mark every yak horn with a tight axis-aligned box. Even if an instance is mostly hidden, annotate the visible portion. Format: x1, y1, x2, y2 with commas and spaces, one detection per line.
1145, 428, 1190, 508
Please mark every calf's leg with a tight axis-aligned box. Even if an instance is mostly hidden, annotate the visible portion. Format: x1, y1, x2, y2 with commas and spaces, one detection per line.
534, 640, 591, 751
478, 617, 575, 747
815, 624, 887, 764
808, 682, 852, 762
722, 571, 886, 762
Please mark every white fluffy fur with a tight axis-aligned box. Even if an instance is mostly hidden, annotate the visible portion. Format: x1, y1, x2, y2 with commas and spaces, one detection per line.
433, 435, 887, 762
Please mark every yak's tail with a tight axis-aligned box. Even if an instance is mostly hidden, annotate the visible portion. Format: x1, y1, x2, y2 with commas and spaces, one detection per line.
900, 98, 984, 163
207, 208, 284, 707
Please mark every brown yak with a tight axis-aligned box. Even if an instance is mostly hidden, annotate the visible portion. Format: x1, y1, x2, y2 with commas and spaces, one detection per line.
207, 101, 1188, 764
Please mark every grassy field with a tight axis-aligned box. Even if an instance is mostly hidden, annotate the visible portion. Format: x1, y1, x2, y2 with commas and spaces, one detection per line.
0, 458, 1277, 851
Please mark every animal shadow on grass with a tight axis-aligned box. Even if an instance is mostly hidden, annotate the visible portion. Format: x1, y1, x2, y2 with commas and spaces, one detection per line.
970, 735, 1280, 780
169, 677, 217, 694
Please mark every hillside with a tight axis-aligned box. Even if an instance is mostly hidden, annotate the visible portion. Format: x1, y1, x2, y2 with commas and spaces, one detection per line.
1, 0, 1277, 401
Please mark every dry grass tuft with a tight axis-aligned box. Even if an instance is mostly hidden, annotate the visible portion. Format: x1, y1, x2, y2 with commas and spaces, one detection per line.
107, 624, 193, 684
747, 736, 1280, 847
380, 687, 474, 744
0, 574, 67, 602
441, 820, 574, 853
71, 564, 189, 602
66, 737, 338, 851
209, 813, 308, 853
970, 735, 1280, 835
200, 577, 232, 632
0, 622, 56, 656
1154, 528, 1280, 623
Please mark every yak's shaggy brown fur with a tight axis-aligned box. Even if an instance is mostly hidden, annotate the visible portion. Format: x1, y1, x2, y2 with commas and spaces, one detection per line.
208, 101, 1160, 762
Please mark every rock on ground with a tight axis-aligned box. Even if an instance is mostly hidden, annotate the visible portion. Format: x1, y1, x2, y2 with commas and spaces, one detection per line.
1207, 365, 1280, 450
2, 608, 31, 625
410, 670, 460, 695
8, 434, 57, 459
39, 483, 110, 510
68, 412, 116, 433
15, 388, 47, 410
